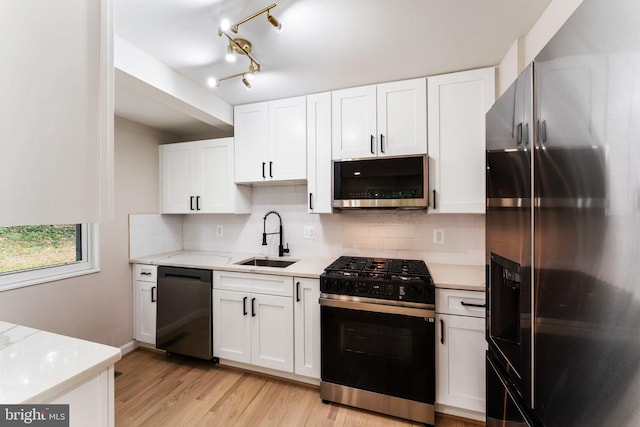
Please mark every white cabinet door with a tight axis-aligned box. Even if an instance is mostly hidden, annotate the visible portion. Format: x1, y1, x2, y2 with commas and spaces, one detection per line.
160, 142, 194, 213
306, 92, 333, 213
134, 281, 156, 345
251, 293, 294, 372
213, 289, 251, 364
197, 138, 234, 213
436, 313, 487, 416
160, 138, 251, 214
377, 78, 427, 157
332, 85, 377, 159
269, 96, 307, 181
428, 67, 495, 213
133, 265, 157, 346
234, 102, 269, 183
294, 278, 321, 379
235, 97, 306, 183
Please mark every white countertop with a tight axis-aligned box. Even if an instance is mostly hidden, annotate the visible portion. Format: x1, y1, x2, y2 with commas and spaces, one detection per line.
131, 250, 485, 291
0, 321, 121, 403
429, 263, 485, 291
130, 250, 335, 279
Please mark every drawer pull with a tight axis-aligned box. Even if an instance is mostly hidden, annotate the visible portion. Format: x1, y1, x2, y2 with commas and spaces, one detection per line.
460, 301, 486, 308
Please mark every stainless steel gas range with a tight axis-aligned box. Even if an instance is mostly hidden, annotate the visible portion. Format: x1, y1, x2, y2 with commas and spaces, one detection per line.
319, 256, 436, 426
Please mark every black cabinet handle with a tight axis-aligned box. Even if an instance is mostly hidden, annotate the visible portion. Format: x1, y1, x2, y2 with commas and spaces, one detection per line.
190, 196, 195, 211
269, 161, 273, 178
251, 297, 256, 317
262, 162, 266, 178
370, 135, 375, 154
140, 271, 152, 276
196, 196, 201, 211
243, 296, 248, 316
461, 301, 486, 308
151, 286, 156, 303
380, 134, 385, 153
432, 190, 437, 210
309, 193, 313, 210
296, 282, 301, 302
440, 318, 444, 344
524, 123, 530, 146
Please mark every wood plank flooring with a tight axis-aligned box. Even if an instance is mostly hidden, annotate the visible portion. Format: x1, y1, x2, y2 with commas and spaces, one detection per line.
115, 349, 485, 427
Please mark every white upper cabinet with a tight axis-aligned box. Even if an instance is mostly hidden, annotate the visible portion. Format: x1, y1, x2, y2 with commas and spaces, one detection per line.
428, 67, 495, 213
234, 96, 306, 183
160, 138, 251, 214
306, 92, 333, 214
331, 85, 377, 159
332, 78, 427, 159
377, 79, 428, 156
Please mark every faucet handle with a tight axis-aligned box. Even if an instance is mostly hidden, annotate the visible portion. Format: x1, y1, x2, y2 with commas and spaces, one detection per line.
283, 243, 290, 255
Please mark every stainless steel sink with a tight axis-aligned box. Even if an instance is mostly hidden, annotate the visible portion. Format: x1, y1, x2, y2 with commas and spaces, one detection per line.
236, 257, 297, 268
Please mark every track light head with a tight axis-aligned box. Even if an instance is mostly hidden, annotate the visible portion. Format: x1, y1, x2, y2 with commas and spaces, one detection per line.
242, 76, 252, 90
267, 14, 282, 32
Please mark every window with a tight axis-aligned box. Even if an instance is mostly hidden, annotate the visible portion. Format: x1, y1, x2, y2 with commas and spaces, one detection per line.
0, 224, 99, 291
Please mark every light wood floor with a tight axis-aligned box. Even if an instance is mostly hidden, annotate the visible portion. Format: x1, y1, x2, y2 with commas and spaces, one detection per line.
115, 349, 485, 427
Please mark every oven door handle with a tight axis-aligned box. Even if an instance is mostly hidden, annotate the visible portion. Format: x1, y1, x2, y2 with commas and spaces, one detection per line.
319, 297, 435, 318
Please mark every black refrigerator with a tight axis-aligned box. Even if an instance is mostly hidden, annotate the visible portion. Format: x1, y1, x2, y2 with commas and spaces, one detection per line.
486, 0, 640, 425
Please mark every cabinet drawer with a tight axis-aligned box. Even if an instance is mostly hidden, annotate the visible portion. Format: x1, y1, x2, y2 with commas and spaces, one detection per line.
436, 288, 485, 318
214, 271, 293, 297
134, 264, 157, 282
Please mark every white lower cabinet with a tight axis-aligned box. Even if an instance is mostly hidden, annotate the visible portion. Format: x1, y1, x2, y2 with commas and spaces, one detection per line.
50, 367, 115, 427
213, 271, 294, 373
133, 264, 157, 346
293, 278, 321, 379
435, 288, 486, 421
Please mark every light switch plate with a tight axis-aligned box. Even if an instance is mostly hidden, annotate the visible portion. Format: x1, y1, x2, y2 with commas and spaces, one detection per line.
216, 225, 223, 236
433, 228, 445, 244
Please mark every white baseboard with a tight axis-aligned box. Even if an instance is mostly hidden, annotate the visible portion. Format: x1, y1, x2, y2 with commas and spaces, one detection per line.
119, 340, 138, 356
435, 403, 484, 422
218, 358, 320, 387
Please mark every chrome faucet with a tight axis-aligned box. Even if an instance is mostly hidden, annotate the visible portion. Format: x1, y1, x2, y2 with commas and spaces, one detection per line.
262, 210, 290, 257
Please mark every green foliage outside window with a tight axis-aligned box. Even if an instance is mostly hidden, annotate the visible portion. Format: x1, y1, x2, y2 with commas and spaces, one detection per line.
0, 225, 78, 273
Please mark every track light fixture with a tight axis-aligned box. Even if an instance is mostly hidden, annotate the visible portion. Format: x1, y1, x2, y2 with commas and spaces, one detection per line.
215, 3, 282, 88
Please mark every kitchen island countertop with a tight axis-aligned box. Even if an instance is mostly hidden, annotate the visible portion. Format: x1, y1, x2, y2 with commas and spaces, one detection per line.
0, 321, 121, 403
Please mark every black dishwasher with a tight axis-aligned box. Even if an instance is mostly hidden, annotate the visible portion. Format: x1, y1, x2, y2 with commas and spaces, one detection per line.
156, 266, 213, 360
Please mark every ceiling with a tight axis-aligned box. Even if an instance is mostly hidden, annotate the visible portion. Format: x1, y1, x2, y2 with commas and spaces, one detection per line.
113, 0, 553, 135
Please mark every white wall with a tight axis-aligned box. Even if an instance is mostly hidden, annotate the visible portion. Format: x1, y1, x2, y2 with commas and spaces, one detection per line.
180, 185, 485, 265
0, 118, 170, 347
497, 0, 584, 94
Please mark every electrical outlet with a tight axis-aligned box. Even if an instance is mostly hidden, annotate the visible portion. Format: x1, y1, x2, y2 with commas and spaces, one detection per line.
304, 226, 315, 239
216, 225, 223, 236
433, 228, 445, 244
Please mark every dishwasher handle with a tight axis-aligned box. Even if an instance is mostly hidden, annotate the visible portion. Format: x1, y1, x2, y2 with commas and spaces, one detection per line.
157, 266, 212, 284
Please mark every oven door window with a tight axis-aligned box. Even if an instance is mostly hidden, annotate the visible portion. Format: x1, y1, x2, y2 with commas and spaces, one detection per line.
321, 305, 435, 403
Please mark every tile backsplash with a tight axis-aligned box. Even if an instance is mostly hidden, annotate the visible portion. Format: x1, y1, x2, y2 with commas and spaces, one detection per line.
131, 185, 485, 265
129, 214, 182, 259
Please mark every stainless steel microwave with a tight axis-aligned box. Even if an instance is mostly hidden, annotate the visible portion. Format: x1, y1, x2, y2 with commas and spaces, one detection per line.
332, 155, 429, 209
